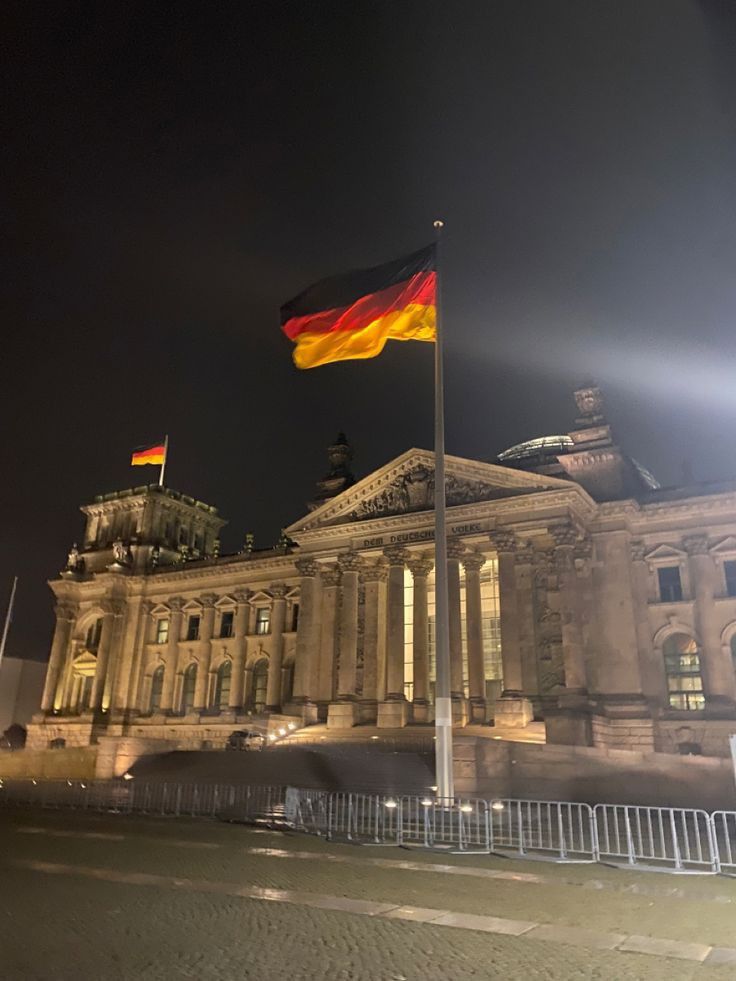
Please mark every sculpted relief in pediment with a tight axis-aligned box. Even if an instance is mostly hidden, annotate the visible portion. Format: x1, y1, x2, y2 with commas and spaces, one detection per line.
346, 465, 521, 522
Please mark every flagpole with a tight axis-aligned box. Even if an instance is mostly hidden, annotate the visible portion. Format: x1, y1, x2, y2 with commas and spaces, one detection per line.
159, 435, 168, 487
432, 219, 454, 802
0, 576, 18, 672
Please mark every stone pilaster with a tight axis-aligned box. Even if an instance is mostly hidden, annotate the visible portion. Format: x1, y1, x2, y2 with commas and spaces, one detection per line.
685, 535, 736, 710
329, 553, 363, 728
317, 565, 340, 710
126, 601, 154, 713
514, 544, 539, 697
378, 545, 410, 728
551, 524, 587, 696
90, 602, 118, 710
193, 594, 216, 711
489, 530, 533, 728
360, 561, 387, 715
41, 602, 77, 712
407, 554, 433, 723
266, 583, 288, 711
463, 552, 487, 722
160, 597, 183, 712
229, 590, 251, 710
446, 541, 466, 716
292, 558, 321, 721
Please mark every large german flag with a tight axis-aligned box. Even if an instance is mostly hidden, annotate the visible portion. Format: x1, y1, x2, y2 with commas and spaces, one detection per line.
281, 244, 436, 369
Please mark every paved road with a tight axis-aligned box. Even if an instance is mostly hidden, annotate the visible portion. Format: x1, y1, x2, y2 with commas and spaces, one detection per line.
1, 807, 735, 980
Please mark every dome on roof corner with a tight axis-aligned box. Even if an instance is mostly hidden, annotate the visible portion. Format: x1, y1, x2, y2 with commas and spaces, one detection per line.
497, 435, 573, 463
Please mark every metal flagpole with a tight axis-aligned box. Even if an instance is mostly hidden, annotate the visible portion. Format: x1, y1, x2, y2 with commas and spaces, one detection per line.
0, 576, 18, 673
159, 435, 169, 487
432, 219, 454, 802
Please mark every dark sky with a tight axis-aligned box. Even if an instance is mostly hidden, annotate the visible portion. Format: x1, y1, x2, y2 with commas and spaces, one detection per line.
3, 0, 736, 660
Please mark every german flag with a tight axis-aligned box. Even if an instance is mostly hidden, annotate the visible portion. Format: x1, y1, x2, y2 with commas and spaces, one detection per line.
131, 442, 166, 466
281, 244, 436, 369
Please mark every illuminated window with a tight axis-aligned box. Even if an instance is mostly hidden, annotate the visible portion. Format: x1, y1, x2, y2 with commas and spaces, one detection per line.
663, 634, 704, 710
149, 665, 164, 712
182, 664, 197, 713
252, 659, 268, 711
86, 618, 103, 652
214, 661, 231, 709
658, 566, 683, 602
725, 561, 736, 598
155, 618, 169, 644
185, 615, 200, 641
255, 607, 271, 635
219, 611, 234, 638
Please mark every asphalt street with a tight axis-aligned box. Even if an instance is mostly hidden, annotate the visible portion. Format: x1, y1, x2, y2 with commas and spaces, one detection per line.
1, 807, 735, 980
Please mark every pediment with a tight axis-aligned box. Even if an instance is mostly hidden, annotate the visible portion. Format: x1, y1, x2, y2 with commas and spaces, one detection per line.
710, 536, 736, 555
182, 599, 203, 613
150, 603, 170, 617
644, 544, 686, 562
215, 594, 237, 609
287, 448, 577, 533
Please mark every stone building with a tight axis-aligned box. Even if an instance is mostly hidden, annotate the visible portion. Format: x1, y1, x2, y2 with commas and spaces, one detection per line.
27, 387, 736, 759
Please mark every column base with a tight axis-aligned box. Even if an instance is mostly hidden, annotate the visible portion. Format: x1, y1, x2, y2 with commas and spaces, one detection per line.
411, 699, 431, 724
377, 699, 409, 728
468, 697, 487, 723
494, 694, 534, 728
298, 701, 321, 725
545, 706, 593, 747
451, 697, 469, 726
327, 701, 360, 729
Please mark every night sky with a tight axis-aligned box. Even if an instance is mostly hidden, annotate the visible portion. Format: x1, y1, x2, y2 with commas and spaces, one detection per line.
3, 1, 736, 661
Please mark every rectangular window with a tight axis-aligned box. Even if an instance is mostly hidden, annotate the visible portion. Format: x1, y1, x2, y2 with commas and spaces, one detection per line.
220, 611, 234, 638
725, 560, 736, 598
255, 607, 271, 635
658, 566, 683, 603
186, 615, 200, 641
291, 604, 299, 632
155, 618, 169, 644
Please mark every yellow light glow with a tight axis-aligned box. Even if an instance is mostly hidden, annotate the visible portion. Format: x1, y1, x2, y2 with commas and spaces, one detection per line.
491, 801, 504, 811
384, 800, 397, 808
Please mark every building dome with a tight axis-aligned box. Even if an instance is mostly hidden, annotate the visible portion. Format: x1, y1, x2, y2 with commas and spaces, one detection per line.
498, 435, 573, 463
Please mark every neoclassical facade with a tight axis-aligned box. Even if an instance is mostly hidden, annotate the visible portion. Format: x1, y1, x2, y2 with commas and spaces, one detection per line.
28, 387, 736, 758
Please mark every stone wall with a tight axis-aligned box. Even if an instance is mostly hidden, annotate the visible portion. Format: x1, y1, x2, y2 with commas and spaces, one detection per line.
456, 736, 736, 811
0, 746, 97, 780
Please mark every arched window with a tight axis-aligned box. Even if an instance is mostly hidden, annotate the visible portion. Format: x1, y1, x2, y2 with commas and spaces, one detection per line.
663, 634, 704, 710
730, 635, 736, 678
149, 665, 164, 713
214, 661, 231, 710
182, 664, 197, 714
86, 618, 103, 652
252, 659, 268, 712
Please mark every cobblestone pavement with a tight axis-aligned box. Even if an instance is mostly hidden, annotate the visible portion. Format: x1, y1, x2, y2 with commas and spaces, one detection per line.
1, 808, 735, 980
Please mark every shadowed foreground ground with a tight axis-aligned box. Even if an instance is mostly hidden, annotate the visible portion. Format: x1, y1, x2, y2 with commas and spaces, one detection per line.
1, 807, 735, 980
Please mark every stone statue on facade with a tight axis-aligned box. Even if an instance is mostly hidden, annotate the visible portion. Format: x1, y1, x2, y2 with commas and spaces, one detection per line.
66, 543, 80, 570
112, 540, 129, 564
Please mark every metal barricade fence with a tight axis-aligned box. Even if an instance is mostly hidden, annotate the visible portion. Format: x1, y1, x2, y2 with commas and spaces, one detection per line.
594, 804, 717, 873
488, 799, 597, 862
709, 811, 736, 875
399, 797, 490, 852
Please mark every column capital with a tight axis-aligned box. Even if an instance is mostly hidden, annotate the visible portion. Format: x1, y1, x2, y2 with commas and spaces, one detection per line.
320, 564, 341, 588
574, 539, 593, 561
447, 540, 466, 561
360, 560, 388, 584
199, 593, 217, 608
489, 529, 516, 553
337, 551, 363, 574
100, 599, 126, 617
407, 554, 433, 578
295, 558, 320, 578
141, 600, 155, 616
462, 551, 486, 574
683, 534, 709, 557
53, 601, 78, 621
233, 588, 252, 606
269, 582, 289, 599
630, 539, 647, 563
383, 545, 410, 566
550, 523, 578, 548
168, 596, 184, 613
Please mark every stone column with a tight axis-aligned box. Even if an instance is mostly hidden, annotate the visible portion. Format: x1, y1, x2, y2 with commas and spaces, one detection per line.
490, 530, 533, 728
360, 561, 387, 719
463, 552, 487, 722
447, 541, 466, 713
266, 583, 288, 711
160, 597, 183, 712
317, 565, 340, 707
125, 602, 154, 713
229, 590, 251, 710
41, 602, 77, 712
378, 546, 410, 728
629, 541, 659, 700
193, 595, 216, 711
685, 535, 736, 709
407, 554, 433, 723
112, 596, 146, 714
90, 603, 117, 710
329, 553, 363, 728
292, 559, 321, 722
514, 545, 539, 696
551, 524, 587, 696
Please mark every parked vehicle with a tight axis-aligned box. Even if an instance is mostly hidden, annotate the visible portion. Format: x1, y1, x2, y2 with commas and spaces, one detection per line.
226, 729, 265, 752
